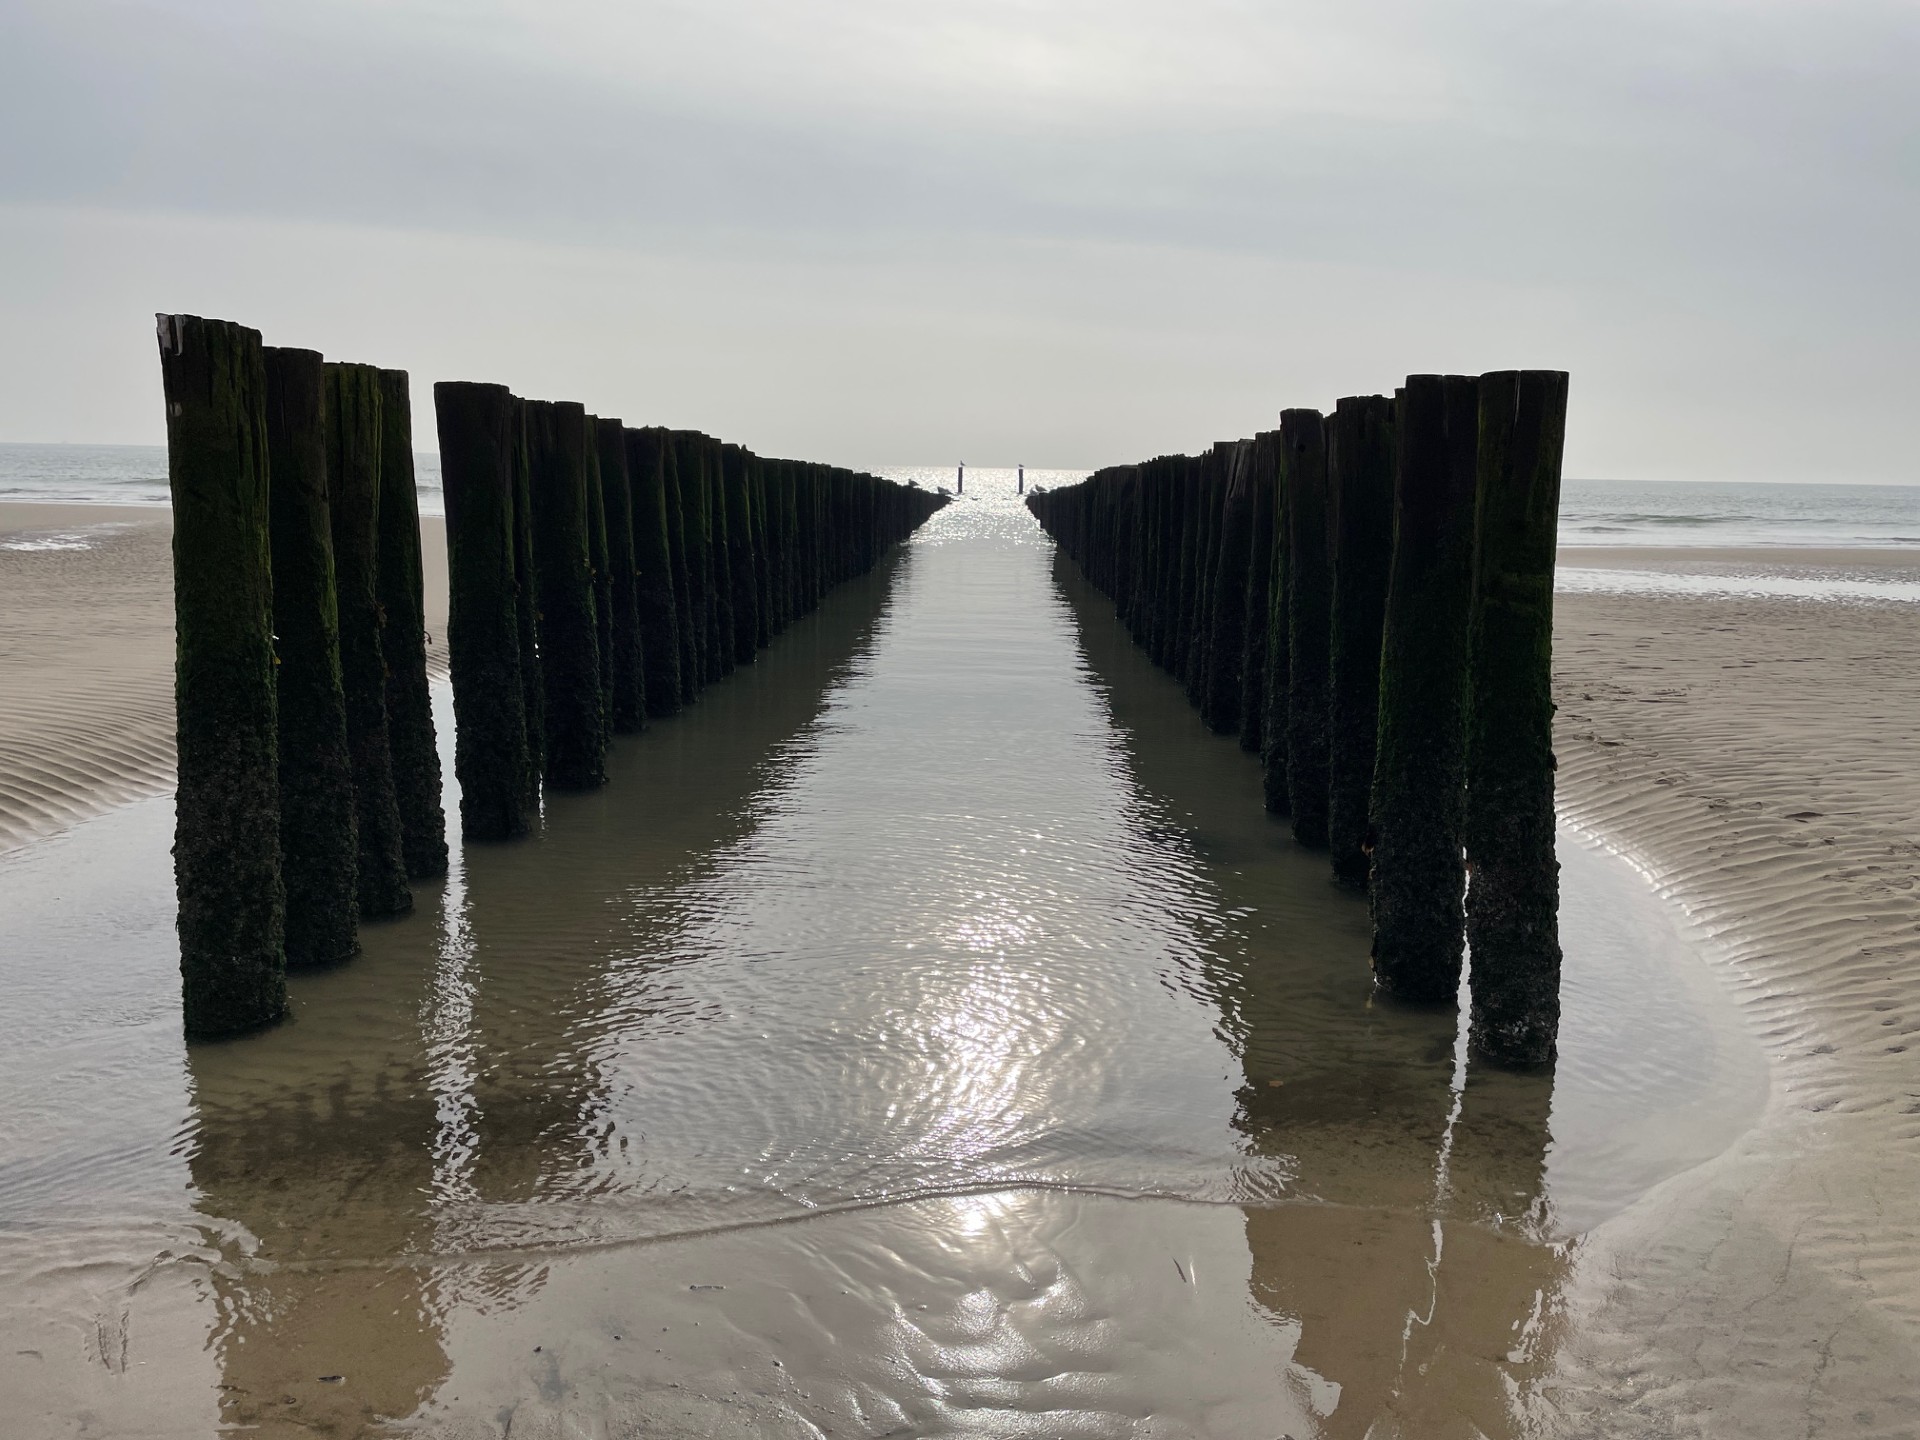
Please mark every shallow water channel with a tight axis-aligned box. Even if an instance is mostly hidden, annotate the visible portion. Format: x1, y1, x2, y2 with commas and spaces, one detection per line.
0, 476, 1765, 1437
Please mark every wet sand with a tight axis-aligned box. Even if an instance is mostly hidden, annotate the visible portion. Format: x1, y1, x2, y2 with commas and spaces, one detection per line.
0, 503, 447, 853
0, 506, 1913, 1434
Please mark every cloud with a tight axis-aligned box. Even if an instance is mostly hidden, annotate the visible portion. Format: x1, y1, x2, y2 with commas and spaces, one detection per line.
1, 0, 1915, 477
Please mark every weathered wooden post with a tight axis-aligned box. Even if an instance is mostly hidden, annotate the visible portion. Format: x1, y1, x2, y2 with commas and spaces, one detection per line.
1203, 442, 1254, 734
435, 381, 531, 841
595, 417, 647, 733
1466, 369, 1571, 1067
658, 433, 699, 705
510, 397, 544, 810
527, 400, 607, 790
722, 444, 760, 664
584, 416, 616, 727
264, 345, 358, 970
158, 314, 287, 1038
1283, 409, 1332, 847
1239, 431, 1279, 755
1326, 394, 1396, 886
622, 427, 681, 720
1261, 445, 1292, 815
1370, 374, 1480, 1003
376, 369, 448, 880
326, 361, 412, 918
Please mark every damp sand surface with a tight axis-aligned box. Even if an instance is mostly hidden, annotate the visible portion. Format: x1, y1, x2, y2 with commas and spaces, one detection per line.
0, 484, 1903, 1436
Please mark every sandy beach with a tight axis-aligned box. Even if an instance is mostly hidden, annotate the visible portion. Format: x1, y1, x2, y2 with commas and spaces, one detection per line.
0, 503, 447, 855
0, 513, 1916, 1432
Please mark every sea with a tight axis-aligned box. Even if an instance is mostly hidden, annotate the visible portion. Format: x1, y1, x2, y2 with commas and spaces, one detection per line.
6, 443, 1920, 602
4, 443, 1918, 549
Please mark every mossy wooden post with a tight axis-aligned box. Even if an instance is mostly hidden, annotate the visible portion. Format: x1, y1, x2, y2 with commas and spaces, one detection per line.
584, 417, 616, 727
326, 362, 412, 918
623, 427, 681, 720
1327, 394, 1397, 886
158, 314, 287, 1038
1282, 409, 1332, 847
528, 400, 607, 790
376, 369, 448, 880
1466, 370, 1571, 1067
1239, 431, 1278, 756
1203, 442, 1254, 735
1370, 374, 1480, 1003
510, 398, 544, 809
1261, 447, 1293, 814
722, 443, 760, 664
594, 417, 647, 733
434, 381, 530, 841
264, 345, 357, 970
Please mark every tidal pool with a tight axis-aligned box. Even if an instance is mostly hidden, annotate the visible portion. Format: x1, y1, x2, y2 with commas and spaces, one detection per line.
0, 475, 1764, 1437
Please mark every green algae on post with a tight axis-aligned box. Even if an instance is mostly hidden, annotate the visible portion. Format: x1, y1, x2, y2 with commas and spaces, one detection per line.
1327, 394, 1396, 888
376, 369, 448, 880
1370, 374, 1479, 1004
434, 380, 531, 841
528, 400, 608, 791
325, 361, 412, 918
157, 313, 288, 1037
1465, 369, 1571, 1068
265, 345, 359, 970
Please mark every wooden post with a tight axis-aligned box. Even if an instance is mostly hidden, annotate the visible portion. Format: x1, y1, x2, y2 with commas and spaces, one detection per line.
527, 400, 607, 790
723, 443, 760, 664
157, 314, 287, 1037
325, 361, 412, 918
1239, 430, 1279, 755
1466, 369, 1571, 1067
376, 368, 448, 880
584, 416, 616, 729
1283, 409, 1332, 847
1326, 394, 1396, 887
1370, 375, 1480, 1003
264, 345, 358, 970
1202, 442, 1254, 735
510, 398, 544, 810
434, 381, 531, 841
593, 416, 648, 733
659, 433, 699, 705
621, 426, 680, 722
1261, 441, 1292, 815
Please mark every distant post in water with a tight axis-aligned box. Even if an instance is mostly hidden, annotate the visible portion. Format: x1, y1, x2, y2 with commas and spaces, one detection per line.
264, 345, 359, 970
625, 428, 683, 718
376, 369, 448, 880
156, 313, 288, 1037
1282, 409, 1332, 847
1326, 394, 1396, 887
1238, 431, 1278, 756
434, 381, 530, 841
1018, 465, 1024, 495
584, 417, 616, 726
528, 400, 607, 790
957, 463, 964, 496
1370, 374, 1480, 1003
1202, 442, 1254, 735
1465, 370, 1571, 1067
1260, 447, 1291, 814
326, 362, 412, 918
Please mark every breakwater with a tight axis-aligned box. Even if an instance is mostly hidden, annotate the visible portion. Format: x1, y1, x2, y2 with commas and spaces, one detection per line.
156, 314, 944, 1039
1026, 371, 1568, 1067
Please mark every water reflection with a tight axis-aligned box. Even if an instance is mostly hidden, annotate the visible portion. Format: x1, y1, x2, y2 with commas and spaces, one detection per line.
1054, 546, 1571, 1435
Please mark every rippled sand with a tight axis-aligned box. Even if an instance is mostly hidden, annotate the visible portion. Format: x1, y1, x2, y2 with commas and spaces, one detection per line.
0, 488, 1908, 1435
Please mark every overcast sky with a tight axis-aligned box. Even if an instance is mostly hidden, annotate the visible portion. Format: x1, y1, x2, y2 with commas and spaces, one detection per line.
3, 0, 1915, 479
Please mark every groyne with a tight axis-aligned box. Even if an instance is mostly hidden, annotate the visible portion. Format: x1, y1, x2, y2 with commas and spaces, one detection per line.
1026, 372, 1568, 1067
157, 314, 945, 1039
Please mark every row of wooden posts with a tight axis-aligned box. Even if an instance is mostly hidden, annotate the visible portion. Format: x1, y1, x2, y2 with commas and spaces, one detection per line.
156, 314, 944, 1040
433, 383, 947, 843
1026, 370, 1568, 1068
